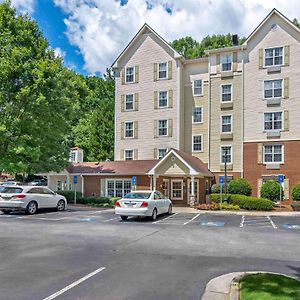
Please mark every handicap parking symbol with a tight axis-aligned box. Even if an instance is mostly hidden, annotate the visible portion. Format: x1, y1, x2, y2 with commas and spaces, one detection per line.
78, 217, 96, 222
283, 224, 300, 230
200, 221, 225, 227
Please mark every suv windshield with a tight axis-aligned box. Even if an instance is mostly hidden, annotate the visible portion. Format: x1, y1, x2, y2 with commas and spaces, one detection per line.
0, 187, 23, 194
124, 192, 151, 199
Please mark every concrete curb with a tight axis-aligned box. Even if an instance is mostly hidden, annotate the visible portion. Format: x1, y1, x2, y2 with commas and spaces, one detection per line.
201, 271, 300, 300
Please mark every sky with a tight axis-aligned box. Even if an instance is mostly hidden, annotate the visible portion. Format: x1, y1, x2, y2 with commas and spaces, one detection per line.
6, 0, 300, 75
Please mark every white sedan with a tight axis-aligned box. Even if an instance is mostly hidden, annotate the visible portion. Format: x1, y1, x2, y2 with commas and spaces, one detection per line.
0, 186, 67, 215
115, 190, 172, 221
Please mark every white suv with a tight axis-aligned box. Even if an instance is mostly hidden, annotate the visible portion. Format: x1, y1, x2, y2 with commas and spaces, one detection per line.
0, 186, 67, 215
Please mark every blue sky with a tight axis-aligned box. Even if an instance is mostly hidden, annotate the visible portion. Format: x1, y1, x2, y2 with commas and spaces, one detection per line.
7, 0, 300, 75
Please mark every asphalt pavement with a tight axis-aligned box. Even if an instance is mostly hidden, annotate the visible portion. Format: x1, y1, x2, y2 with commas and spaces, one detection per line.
0, 208, 300, 300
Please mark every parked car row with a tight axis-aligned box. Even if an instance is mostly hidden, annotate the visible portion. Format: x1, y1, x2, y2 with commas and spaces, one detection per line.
0, 186, 67, 215
0, 178, 47, 187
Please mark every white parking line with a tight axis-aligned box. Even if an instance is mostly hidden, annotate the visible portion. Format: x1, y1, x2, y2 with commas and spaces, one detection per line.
153, 213, 178, 224
103, 217, 119, 222
267, 216, 278, 229
42, 267, 106, 300
239, 215, 245, 228
183, 214, 200, 226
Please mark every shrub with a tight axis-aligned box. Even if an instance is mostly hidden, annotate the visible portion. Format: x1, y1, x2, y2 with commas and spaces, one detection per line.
209, 193, 231, 203
260, 180, 282, 202
229, 194, 275, 211
291, 202, 300, 211
56, 190, 82, 202
110, 197, 121, 206
292, 182, 300, 201
78, 197, 110, 205
211, 183, 225, 193
221, 203, 240, 210
228, 178, 252, 196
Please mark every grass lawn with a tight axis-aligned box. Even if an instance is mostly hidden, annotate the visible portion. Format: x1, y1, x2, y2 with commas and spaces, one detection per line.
240, 273, 300, 300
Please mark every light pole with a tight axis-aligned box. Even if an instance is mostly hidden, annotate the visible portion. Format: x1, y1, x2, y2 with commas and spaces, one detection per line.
224, 148, 228, 202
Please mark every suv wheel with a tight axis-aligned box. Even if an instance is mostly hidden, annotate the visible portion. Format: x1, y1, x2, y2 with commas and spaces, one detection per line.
26, 201, 38, 215
57, 200, 65, 211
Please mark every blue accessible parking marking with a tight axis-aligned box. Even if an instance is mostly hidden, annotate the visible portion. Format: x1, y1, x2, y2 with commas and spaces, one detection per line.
283, 224, 300, 230
200, 221, 225, 227
77, 217, 97, 222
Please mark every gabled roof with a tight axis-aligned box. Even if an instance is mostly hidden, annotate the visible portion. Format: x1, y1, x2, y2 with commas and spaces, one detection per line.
148, 148, 213, 177
244, 8, 300, 44
112, 23, 182, 68
68, 160, 158, 175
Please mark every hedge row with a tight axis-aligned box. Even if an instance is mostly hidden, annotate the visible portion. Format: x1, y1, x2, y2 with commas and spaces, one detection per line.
209, 193, 275, 211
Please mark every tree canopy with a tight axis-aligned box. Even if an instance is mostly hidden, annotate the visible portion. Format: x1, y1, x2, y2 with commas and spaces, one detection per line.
170, 34, 246, 59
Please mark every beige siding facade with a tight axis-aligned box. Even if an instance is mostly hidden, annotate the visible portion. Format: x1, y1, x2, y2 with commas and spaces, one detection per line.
244, 14, 300, 143
114, 32, 181, 160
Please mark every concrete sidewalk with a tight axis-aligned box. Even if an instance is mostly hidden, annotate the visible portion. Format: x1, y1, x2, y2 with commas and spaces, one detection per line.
173, 206, 300, 216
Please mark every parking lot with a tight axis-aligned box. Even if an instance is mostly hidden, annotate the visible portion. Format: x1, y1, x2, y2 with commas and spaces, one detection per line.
1, 207, 300, 300
1, 208, 300, 232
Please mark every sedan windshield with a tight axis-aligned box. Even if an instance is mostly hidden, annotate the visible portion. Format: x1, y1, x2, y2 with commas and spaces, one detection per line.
124, 192, 151, 199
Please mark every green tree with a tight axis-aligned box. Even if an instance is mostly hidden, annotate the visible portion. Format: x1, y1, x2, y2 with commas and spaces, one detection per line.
0, 1, 86, 174
73, 72, 115, 161
293, 18, 300, 29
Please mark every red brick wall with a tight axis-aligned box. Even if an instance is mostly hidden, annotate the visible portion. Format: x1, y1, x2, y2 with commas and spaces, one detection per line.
244, 141, 300, 199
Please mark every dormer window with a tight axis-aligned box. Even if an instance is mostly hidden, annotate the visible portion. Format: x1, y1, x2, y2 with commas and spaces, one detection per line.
265, 47, 283, 67
158, 62, 167, 79
125, 67, 134, 83
221, 54, 232, 71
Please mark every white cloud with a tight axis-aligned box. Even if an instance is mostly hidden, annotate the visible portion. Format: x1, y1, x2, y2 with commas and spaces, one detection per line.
53, 47, 66, 59
11, 0, 35, 14
54, 0, 300, 73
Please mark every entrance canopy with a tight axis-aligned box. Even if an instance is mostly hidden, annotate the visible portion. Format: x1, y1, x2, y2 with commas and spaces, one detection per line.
147, 148, 213, 178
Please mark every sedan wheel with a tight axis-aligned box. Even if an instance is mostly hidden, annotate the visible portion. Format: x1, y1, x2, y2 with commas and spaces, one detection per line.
151, 208, 157, 221
57, 200, 66, 211
167, 205, 172, 215
26, 201, 37, 215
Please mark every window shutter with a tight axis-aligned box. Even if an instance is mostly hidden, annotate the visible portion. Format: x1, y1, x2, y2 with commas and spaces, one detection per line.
257, 143, 263, 164
134, 149, 138, 160
284, 178, 289, 199
284, 110, 289, 131
233, 52, 238, 71
168, 61, 172, 80
121, 122, 124, 140
121, 69, 125, 85
284, 45, 290, 66
154, 91, 158, 109
135, 65, 139, 83
120, 149, 124, 160
168, 119, 173, 137
134, 93, 139, 111
216, 54, 220, 73
121, 95, 125, 112
154, 120, 157, 138
153, 148, 157, 159
153, 63, 158, 81
134, 121, 138, 139
168, 90, 173, 108
284, 77, 289, 98
258, 49, 263, 69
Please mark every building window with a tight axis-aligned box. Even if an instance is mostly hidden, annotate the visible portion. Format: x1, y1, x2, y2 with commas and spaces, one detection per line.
221, 146, 232, 164
221, 54, 232, 71
124, 150, 133, 160
125, 67, 134, 83
158, 120, 168, 136
265, 47, 283, 67
158, 62, 167, 79
264, 112, 282, 131
70, 151, 76, 162
125, 94, 134, 111
264, 80, 283, 98
125, 122, 134, 138
106, 179, 132, 198
193, 135, 202, 152
158, 91, 168, 108
193, 107, 202, 124
158, 148, 167, 159
221, 115, 232, 133
263, 144, 283, 163
193, 79, 202, 96
221, 84, 232, 102
171, 180, 183, 200
56, 181, 62, 191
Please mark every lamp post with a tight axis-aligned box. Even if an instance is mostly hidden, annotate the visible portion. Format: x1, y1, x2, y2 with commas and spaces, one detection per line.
224, 148, 228, 202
